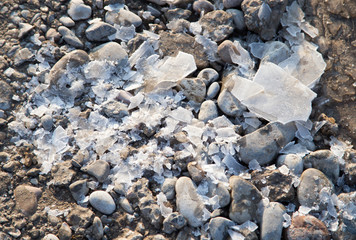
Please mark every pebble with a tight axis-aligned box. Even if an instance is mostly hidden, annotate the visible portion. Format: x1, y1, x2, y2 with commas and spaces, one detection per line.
89, 190, 116, 215
297, 168, 334, 209
43, 234, 59, 240
161, 177, 177, 200
0, 81, 13, 110
209, 217, 235, 240
187, 162, 205, 182
198, 68, 219, 86
175, 177, 205, 227
227, 9, 246, 31
163, 212, 187, 234
261, 202, 286, 240
208, 182, 231, 208
66, 205, 94, 228
41, 115, 53, 131
82, 160, 110, 183
277, 154, 303, 175
229, 176, 263, 224
206, 82, 220, 99
119, 197, 134, 214
90, 41, 128, 64
18, 23, 34, 39
217, 89, 245, 117
14, 48, 34, 66
51, 161, 76, 186
46, 28, 61, 42
59, 16, 75, 27
286, 215, 330, 240
0, 171, 11, 195
14, 185, 42, 216
303, 149, 339, 183
92, 217, 104, 240
117, 9, 142, 27
67, 0, 92, 21
237, 122, 296, 165
193, 0, 214, 14
217, 40, 239, 64
58, 26, 84, 48
69, 180, 89, 202
85, 22, 117, 42
58, 222, 72, 240
199, 10, 234, 42
198, 100, 218, 122
223, 0, 243, 9
177, 78, 206, 103
165, 8, 192, 21
138, 196, 162, 229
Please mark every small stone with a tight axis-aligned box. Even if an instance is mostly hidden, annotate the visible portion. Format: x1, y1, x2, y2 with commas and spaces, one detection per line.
206, 82, 220, 99
0, 81, 13, 110
90, 41, 128, 64
41, 115, 53, 131
51, 161, 76, 186
226, 9, 246, 31
223, 0, 243, 9
229, 176, 263, 224
297, 168, 334, 209
286, 215, 330, 240
162, 177, 177, 200
177, 78, 206, 103
165, 8, 192, 21
237, 122, 296, 165
119, 197, 134, 214
58, 222, 72, 240
43, 234, 59, 240
117, 9, 142, 27
193, 0, 214, 14
209, 217, 235, 240
208, 182, 230, 208
59, 16, 75, 27
85, 22, 117, 42
138, 196, 162, 229
198, 68, 219, 86
18, 23, 34, 39
101, 100, 129, 120
187, 162, 205, 182
303, 150, 339, 183
92, 217, 104, 240
68, 0, 92, 21
89, 190, 116, 215
277, 154, 303, 175
163, 212, 187, 234
218, 40, 240, 64
46, 28, 61, 42
82, 160, 110, 183
14, 185, 42, 216
69, 180, 89, 202
175, 177, 206, 227
198, 100, 218, 122
199, 10, 234, 42
14, 48, 34, 66
345, 163, 356, 185
0, 171, 11, 195
261, 202, 286, 240
217, 89, 245, 117
58, 26, 84, 48
66, 205, 94, 228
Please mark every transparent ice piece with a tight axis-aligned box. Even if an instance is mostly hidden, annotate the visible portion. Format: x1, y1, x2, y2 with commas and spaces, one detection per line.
128, 93, 144, 110
169, 107, 194, 123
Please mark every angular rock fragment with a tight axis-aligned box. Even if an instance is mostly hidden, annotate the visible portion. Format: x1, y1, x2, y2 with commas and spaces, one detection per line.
85, 22, 117, 42
177, 78, 206, 103
58, 26, 84, 48
81, 160, 110, 183
14, 185, 42, 216
199, 10, 235, 42
0, 81, 13, 110
163, 212, 187, 234
66, 205, 94, 228
286, 215, 331, 240
209, 217, 235, 240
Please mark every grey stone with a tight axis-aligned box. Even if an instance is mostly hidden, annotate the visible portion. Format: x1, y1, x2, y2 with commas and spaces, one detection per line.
303, 150, 339, 183
175, 176, 205, 227
82, 160, 110, 183
119, 197, 134, 214
198, 100, 218, 122
229, 176, 263, 224
43, 234, 59, 240
58, 222, 72, 240
209, 217, 235, 240
163, 212, 187, 234
101, 100, 129, 120
206, 82, 220, 99
297, 168, 334, 209
337, 192, 356, 238
198, 68, 219, 86
89, 190, 116, 215
51, 161, 76, 186
67, 0, 92, 21
162, 177, 177, 200
0, 171, 11, 195
187, 162, 205, 182
241, 0, 288, 40
0, 81, 13, 110
218, 40, 239, 64
126, 178, 151, 201
92, 217, 104, 240
277, 154, 303, 175
59, 16, 75, 27
117, 9, 142, 27
90, 41, 128, 64
217, 89, 245, 117
46, 28, 61, 42
261, 202, 285, 240
165, 8, 192, 21
41, 115, 53, 131
223, 0, 243, 9
85, 22, 117, 42
14, 48, 34, 66
192, 0, 214, 14
237, 122, 296, 165
208, 182, 231, 208
18, 23, 34, 39
345, 163, 356, 186
226, 9, 246, 31
199, 10, 234, 42
69, 180, 89, 202
14, 185, 42, 216
66, 205, 94, 228
177, 78, 206, 103
58, 26, 84, 48
138, 196, 162, 229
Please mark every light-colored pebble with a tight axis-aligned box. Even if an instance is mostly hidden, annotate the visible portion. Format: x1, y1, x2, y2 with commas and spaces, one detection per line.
89, 190, 116, 215
198, 100, 218, 122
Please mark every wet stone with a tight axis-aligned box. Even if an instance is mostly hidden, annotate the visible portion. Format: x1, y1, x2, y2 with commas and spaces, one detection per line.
208, 182, 231, 208
89, 190, 116, 215
66, 205, 95, 228
162, 212, 187, 234
81, 160, 110, 183
229, 176, 263, 224
187, 162, 205, 182
286, 215, 330, 240
69, 180, 89, 202
58, 26, 84, 48
41, 115, 53, 131
218, 40, 240, 64
199, 10, 234, 42
18, 23, 34, 39
198, 68, 219, 86
119, 197, 134, 214
85, 22, 117, 42
14, 185, 42, 216
138, 196, 162, 229
46, 28, 61, 42
209, 217, 235, 240
117, 9, 142, 27
224, 0, 243, 9
261, 202, 285, 240
198, 100, 218, 122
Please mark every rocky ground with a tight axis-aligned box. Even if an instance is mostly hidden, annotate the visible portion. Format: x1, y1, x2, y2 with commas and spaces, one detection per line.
0, 0, 355, 240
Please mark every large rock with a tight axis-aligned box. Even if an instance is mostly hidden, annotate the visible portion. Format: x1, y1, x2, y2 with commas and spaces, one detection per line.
175, 177, 206, 227
241, 0, 288, 40
199, 10, 234, 42
237, 122, 296, 165
261, 202, 285, 240
229, 176, 263, 224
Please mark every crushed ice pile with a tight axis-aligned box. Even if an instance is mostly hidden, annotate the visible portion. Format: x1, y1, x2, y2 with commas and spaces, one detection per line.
6, 0, 354, 239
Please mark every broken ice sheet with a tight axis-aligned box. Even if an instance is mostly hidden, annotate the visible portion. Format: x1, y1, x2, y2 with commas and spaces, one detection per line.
250, 41, 291, 65
230, 41, 255, 72
238, 62, 317, 124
